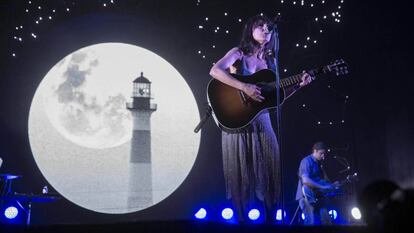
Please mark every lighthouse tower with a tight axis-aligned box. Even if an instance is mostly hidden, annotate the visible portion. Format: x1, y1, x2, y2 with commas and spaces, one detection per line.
126, 72, 157, 209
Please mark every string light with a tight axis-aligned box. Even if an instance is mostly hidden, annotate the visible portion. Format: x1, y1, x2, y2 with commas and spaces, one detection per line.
301, 91, 350, 127
9, 1, 121, 58
194, 0, 347, 65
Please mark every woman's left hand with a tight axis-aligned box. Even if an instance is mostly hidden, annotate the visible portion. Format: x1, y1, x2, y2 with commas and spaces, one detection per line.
299, 72, 313, 87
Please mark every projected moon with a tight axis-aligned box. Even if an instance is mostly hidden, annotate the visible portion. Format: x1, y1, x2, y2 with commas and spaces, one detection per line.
28, 43, 200, 214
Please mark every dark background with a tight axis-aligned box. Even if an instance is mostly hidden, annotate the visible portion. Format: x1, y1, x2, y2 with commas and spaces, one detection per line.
0, 0, 413, 225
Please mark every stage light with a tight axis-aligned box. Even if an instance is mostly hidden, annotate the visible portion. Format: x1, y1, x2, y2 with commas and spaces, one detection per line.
194, 208, 207, 219
221, 208, 234, 220
247, 208, 260, 221
329, 209, 338, 220
301, 213, 305, 220
275, 209, 286, 221
4, 206, 19, 219
351, 207, 362, 220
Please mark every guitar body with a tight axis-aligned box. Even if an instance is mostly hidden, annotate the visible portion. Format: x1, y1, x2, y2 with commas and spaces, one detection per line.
207, 69, 286, 131
302, 182, 337, 203
302, 174, 358, 203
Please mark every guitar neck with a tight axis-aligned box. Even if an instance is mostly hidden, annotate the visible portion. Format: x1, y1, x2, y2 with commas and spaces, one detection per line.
279, 66, 329, 88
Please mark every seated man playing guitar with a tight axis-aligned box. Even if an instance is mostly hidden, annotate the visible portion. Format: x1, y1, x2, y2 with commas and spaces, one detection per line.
295, 142, 340, 225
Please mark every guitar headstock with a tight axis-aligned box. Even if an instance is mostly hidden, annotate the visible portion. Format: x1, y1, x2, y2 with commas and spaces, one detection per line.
327, 59, 349, 76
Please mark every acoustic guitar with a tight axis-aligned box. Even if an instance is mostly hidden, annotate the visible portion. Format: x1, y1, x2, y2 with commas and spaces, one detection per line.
207, 59, 348, 131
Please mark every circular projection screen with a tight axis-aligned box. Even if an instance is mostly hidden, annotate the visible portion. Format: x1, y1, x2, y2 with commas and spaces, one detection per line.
29, 43, 200, 214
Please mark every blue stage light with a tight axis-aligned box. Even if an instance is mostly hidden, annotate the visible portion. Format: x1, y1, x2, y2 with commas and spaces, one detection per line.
275, 209, 286, 221
4, 206, 19, 219
351, 207, 362, 220
328, 209, 338, 220
301, 212, 305, 220
194, 208, 207, 219
247, 208, 260, 220
221, 208, 234, 220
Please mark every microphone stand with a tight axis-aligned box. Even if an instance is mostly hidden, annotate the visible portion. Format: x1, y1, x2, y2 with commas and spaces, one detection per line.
194, 104, 212, 133
271, 23, 285, 224
333, 155, 351, 174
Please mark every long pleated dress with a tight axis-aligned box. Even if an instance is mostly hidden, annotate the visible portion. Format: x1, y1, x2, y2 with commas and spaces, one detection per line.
221, 55, 281, 221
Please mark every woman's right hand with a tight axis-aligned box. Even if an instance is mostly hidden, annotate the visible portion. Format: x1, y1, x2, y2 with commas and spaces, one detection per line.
242, 83, 264, 102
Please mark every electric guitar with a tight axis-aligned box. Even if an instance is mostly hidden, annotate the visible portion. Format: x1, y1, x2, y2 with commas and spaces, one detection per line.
207, 59, 348, 131
302, 173, 358, 203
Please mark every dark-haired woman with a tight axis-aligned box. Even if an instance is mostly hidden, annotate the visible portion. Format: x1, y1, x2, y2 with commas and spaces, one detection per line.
209, 14, 312, 222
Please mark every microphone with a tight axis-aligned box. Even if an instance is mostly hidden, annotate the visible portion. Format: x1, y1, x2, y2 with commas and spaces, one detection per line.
265, 15, 282, 58
268, 15, 282, 31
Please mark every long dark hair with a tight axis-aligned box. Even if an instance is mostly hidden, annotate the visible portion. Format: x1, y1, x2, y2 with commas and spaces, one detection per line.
239, 14, 273, 56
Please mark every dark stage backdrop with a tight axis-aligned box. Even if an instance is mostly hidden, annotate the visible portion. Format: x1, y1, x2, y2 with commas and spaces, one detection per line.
0, 0, 412, 226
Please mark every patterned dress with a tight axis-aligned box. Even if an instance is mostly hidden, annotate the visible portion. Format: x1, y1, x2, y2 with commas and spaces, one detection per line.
221, 52, 281, 220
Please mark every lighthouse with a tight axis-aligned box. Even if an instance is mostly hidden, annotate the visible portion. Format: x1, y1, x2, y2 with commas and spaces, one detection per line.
126, 72, 157, 209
